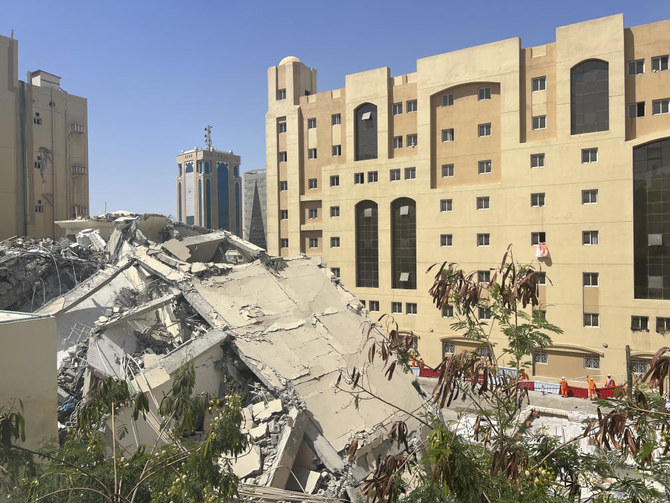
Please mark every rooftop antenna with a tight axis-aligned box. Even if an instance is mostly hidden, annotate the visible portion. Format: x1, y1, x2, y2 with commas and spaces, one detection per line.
204, 125, 213, 151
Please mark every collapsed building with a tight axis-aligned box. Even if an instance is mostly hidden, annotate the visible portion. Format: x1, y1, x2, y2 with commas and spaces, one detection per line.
13, 212, 427, 501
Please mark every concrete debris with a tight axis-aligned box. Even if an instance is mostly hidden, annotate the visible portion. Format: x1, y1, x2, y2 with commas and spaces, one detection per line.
4, 212, 427, 500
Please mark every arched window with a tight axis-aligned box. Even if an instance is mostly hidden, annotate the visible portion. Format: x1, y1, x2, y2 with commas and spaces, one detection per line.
355, 103, 377, 161
356, 200, 379, 288
204, 161, 210, 174
391, 198, 416, 289
205, 179, 212, 229
177, 182, 182, 222
571, 60, 609, 134
217, 162, 229, 230
185, 162, 194, 225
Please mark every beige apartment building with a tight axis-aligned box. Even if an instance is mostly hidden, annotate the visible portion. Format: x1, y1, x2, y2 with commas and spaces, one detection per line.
265, 14, 670, 384
0, 35, 89, 240
175, 147, 242, 235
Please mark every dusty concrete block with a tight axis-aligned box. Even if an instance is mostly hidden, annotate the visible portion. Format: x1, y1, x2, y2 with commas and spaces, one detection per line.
161, 239, 191, 262
250, 423, 268, 440
190, 263, 208, 275
231, 445, 262, 478
255, 399, 282, 421
287, 466, 321, 494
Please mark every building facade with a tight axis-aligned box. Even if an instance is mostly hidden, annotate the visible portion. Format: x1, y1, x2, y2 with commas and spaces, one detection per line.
265, 15, 670, 384
0, 35, 89, 240
243, 168, 267, 249
175, 148, 242, 236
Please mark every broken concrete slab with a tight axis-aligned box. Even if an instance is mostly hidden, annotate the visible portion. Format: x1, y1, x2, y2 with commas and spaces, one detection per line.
230, 445, 263, 479
254, 399, 283, 422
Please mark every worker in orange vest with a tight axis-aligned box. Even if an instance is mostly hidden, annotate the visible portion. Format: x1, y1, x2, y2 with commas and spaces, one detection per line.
519, 370, 528, 381
419, 358, 425, 370
605, 374, 616, 387
587, 377, 597, 399
559, 376, 569, 398
410, 350, 418, 367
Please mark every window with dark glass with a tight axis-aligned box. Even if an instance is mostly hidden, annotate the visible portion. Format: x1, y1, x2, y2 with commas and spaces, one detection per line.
571, 60, 609, 134
331, 113, 341, 125
355, 103, 378, 160
356, 200, 379, 288
391, 198, 417, 289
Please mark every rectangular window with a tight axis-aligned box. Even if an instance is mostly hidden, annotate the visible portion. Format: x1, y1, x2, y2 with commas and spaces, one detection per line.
369, 300, 380, 312
330, 175, 339, 187
476, 196, 490, 210
442, 93, 454, 107
583, 313, 599, 328
279, 151, 287, 162
406, 303, 417, 315
406, 134, 417, 146
652, 55, 669, 72
332, 145, 342, 156
307, 118, 317, 129
392, 102, 402, 115
631, 359, 649, 375
308, 148, 317, 159
478, 270, 491, 283
443, 341, 455, 355
281, 238, 289, 248
652, 99, 670, 115
330, 237, 340, 248
368, 171, 378, 183
530, 153, 545, 168
536, 272, 546, 285
478, 306, 491, 320
277, 88, 286, 100
656, 317, 670, 333
478, 160, 492, 174
331, 113, 341, 125
280, 181, 288, 191
278, 122, 287, 133
477, 233, 490, 246
329, 206, 340, 218
392, 136, 403, 149
584, 355, 600, 369
331, 267, 340, 278
532, 76, 546, 92
391, 302, 402, 314
390, 168, 401, 181
628, 59, 645, 75
280, 210, 288, 220
532, 115, 547, 130
534, 351, 548, 364
33, 117, 42, 125
442, 305, 454, 318
582, 230, 599, 245
478, 123, 491, 137
308, 178, 318, 189
442, 164, 454, 177
582, 189, 598, 204
478, 87, 491, 100
354, 172, 365, 184
531, 232, 546, 246
309, 237, 318, 248
628, 102, 646, 118
442, 128, 455, 142
406, 99, 417, 112
581, 148, 598, 163
583, 272, 599, 287
530, 193, 545, 207
631, 315, 649, 331
440, 199, 452, 212
404, 167, 416, 179
440, 234, 453, 247
308, 208, 318, 219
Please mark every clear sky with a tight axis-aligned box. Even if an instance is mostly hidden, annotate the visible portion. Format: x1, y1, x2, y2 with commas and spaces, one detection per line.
3, 1, 668, 217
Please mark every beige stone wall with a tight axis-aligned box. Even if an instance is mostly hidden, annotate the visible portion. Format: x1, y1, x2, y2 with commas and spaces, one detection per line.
266, 15, 670, 382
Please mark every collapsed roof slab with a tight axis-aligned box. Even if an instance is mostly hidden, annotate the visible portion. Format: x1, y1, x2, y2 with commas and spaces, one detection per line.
181, 230, 266, 263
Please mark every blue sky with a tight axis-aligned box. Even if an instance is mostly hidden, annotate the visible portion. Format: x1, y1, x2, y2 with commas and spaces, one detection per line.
3, 1, 668, 216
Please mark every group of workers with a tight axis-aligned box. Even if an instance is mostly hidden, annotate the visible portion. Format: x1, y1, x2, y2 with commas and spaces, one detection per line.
557, 374, 616, 398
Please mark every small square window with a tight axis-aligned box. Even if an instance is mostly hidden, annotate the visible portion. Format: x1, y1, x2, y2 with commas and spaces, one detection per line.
532, 115, 546, 130
478, 160, 491, 174
532, 76, 546, 92
369, 300, 380, 312
330, 175, 340, 187
404, 167, 416, 180
332, 145, 342, 156
582, 230, 599, 245
534, 350, 548, 364
652, 55, 669, 72
392, 136, 403, 149
308, 178, 318, 189
280, 181, 288, 191
476, 196, 489, 210
443, 341, 455, 355
531, 232, 546, 246
281, 238, 289, 248
330, 206, 340, 217
582, 189, 598, 204
392, 102, 403, 115
530, 153, 545, 168
631, 359, 649, 374
581, 148, 598, 163
390, 168, 401, 181
478, 270, 491, 283
442, 164, 454, 178
330, 237, 340, 248
656, 317, 670, 333
440, 199, 452, 212
33, 117, 42, 125
442, 93, 454, 107
442, 128, 454, 142
277, 88, 287, 100
536, 272, 546, 285
309, 237, 319, 248
308, 208, 318, 219
308, 148, 317, 159
628, 59, 645, 75
391, 302, 402, 314
406, 100, 417, 112
583, 314, 599, 328
583, 272, 599, 287
631, 315, 649, 331
307, 118, 317, 129
477, 233, 490, 247
406, 134, 417, 147
279, 151, 287, 162
652, 99, 670, 115
628, 102, 645, 118
584, 354, 600, 368
478, 87, 491, 100
530, 193, 545, 207
331, 113, 341, 125
478, 306, 491, 320
406, 303, 417, 315
280, 210, 288, 220
331, 267, 340, 278
354, 172, 365, 184
442, 305, 454, 318
368, 171, 378, 183
478, 123, 491, 137
440, 234, 453, 247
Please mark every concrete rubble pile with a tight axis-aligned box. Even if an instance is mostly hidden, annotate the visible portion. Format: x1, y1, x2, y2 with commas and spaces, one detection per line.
38, 213, 427, 501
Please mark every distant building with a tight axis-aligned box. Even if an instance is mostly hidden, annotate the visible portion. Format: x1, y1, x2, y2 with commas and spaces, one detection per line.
176, 148, 242, 236
0, 35, 89, 240
243, 169, 267, 249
